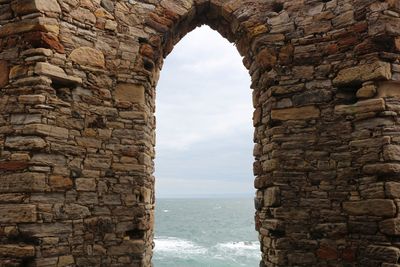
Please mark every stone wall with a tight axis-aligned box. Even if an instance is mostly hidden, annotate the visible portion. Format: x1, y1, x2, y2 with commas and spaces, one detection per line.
0, 0, 400, 266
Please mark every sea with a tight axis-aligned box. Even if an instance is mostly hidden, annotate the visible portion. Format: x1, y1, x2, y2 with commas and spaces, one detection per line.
153, 198, 261, 267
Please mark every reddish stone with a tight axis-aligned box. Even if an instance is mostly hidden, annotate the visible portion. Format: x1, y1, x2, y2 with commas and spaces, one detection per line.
0, 161, 29, 171
279, 44, 294, 64
0, 60, 9, 88
41, 33, 65, 54
23, 32, 65, 54
140, 44, 154, 59
325, 43, 338, 55
49, 175, 73, 191
148, 13, 173, 28
354, 40, 375, 55
317, 245, 338, 260
256, 47, 277, 69
342, 247, 356, 262
339, 36, 358, 48
351, 22, 368, 33
395, 37, 400, 52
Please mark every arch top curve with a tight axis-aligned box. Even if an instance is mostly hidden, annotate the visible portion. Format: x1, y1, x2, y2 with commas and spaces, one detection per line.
145, 0, 274, 61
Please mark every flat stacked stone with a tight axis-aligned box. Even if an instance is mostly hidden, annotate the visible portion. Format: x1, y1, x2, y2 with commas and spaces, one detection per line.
0, 0, 400, 266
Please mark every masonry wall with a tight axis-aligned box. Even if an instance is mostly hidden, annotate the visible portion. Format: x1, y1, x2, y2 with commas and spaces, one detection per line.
0, 0, 400, 266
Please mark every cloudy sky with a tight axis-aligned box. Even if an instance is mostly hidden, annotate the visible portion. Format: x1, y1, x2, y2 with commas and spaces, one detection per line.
155, 26, 254, 198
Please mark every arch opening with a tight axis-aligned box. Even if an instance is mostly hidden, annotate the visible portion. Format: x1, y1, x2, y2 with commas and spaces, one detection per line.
153, 25, 259, 266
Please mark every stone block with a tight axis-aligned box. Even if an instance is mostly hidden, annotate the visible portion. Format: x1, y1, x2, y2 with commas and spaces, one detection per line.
334, 98, 385, 115
386, 182, 400, 199
317, 245, 338, 260
112, 163, 146, 172
5, 136, 47, 150
75, 178, 96, 192
271, 106, 320, 121
69, 47, 105, 68
365, 245, 400, 263
22, 124, 69, 139
0, 17, 59, 38
0, 245, 35, 258
378, 81, 400, 98
292, 90, 332, 106
343, 199, 396, 217
11, 0, 61, 15
384, 145, 400, 161
19, 223, 72, 237
54, 204, 90, 220
58, 255, 75, 267
11, 114, 42, 125
333, 61, 391, 86
0, 60, 9, 88
18, 95, 46, 105
363, 163, 400, 175
0, 173, 47, 193
0, 161, 29, 171
49, 176, 73, 191
34, 62, 82, 85
356, 84, 376, 98
380, 218, 400, 236
119, 111, 147, 120
0, 204, 36, 223
114, 83, 145, 104
264, 187, 280, 207
288, 252, 316, 265
108, 240, 145, 255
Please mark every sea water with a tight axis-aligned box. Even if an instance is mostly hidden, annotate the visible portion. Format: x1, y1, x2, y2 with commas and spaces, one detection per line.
154, 198, 260, 267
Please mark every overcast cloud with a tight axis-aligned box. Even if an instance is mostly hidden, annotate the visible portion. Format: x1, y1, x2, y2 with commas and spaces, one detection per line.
155, 26, 254, 198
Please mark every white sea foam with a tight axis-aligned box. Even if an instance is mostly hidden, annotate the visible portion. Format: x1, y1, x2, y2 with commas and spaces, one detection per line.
154, 237, 207, 255
214, 241, 260, 258
163, 209, 170, 213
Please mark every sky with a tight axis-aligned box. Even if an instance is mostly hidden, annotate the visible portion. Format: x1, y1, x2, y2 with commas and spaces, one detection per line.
155, 26, 254, 198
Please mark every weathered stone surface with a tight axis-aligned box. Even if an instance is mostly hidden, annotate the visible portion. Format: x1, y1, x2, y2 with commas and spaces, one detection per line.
108, 240, 145, 255
380, 218, 400, 236
0, 245, 35, 258
265, 187, 280, 207
49, 176, 73, 191
5, 136, 47, 150
333, 61, 391, 86
0, 173, 47, 193
363, 163, 400, 175
1, 1, 400, 266
34, 62, 82, 85
75, 178, 96, 191
19, 223, 72, 237
58, 255, 74, 267
386, 182, 400, 199
343, 199, 396, 217
378, 81, 400, 97
357, 83, 376, 98
271, 106, 320, 121
0, 60, 9, 88
114, 83, 145, 104
0, 205, 36, 223
22, 124, 69, 139
69, 47, 105, 68
288, 253, 316, 265
0, 17, 59, 38
365, 245, 400, 263
334, 98, 385, 115
11, 0, 61, 15
384, 145, 400, 161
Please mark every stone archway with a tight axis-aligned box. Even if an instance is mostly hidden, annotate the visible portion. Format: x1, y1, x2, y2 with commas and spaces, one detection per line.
0, 0, 400, 266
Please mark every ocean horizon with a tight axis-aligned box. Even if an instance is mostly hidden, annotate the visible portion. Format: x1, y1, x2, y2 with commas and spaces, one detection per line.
154, 197, 260, 267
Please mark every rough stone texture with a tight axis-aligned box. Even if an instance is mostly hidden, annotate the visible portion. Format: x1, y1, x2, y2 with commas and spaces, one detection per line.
69, 47, 105, 68
1, 0, 400, 266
